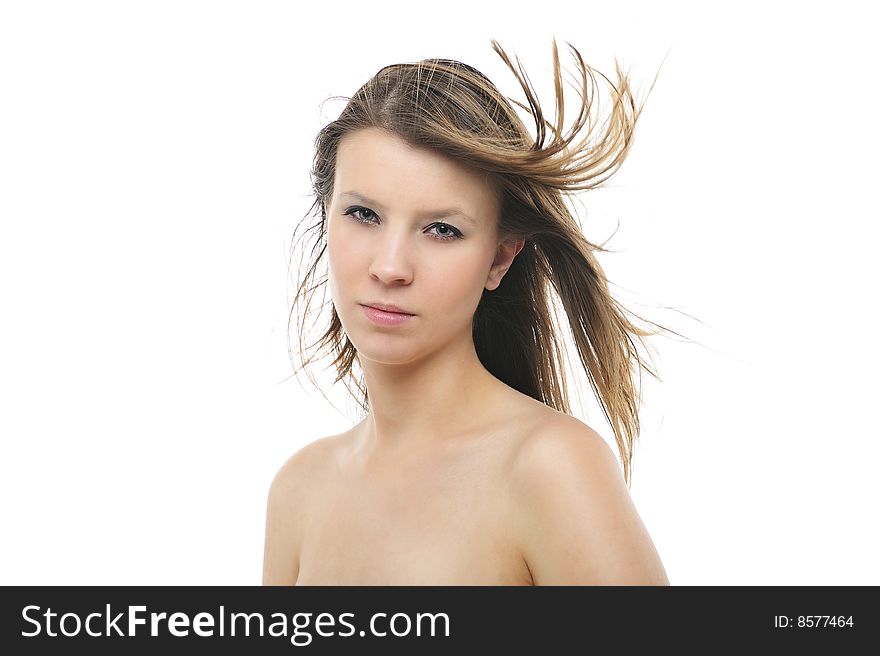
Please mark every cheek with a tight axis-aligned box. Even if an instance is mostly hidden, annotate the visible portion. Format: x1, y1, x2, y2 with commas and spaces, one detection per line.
327, 223, 361, 285
327, 230, 354, 302
425, 250, 491, 310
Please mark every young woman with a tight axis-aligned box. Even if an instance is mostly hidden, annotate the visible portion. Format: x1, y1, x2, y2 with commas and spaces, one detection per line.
263, 39, 671, 585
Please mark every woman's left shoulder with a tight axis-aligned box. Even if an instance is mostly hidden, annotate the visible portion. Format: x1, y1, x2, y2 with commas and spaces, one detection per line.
504, 400, 614, 475
504, 408, 670, 585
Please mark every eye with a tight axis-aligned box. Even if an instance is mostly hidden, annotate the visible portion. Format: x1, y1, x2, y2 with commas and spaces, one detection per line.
343, 206, 464, 241
427, 223, 463, 241
343, 206, 378, 224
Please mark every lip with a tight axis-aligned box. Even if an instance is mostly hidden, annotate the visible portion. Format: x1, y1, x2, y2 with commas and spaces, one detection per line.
360, 303, 415, 327
362, 301, 414, 315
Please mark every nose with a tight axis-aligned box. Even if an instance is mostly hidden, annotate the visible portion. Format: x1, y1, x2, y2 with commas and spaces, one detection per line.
368, 229, 414, 285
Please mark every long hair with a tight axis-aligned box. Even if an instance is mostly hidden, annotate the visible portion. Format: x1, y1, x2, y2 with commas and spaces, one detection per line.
288, 38, 680, 487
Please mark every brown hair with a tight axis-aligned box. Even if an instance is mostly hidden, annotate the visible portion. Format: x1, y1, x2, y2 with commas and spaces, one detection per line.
288, 38, 682, 487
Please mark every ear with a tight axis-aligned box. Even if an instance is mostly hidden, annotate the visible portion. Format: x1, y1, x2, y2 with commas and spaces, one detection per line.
485, 238, 525, 291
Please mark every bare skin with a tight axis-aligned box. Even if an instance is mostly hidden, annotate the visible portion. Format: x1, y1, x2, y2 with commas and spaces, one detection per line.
293, 383, 547, 586
262, 127, 669, 585
263, 382, 669, 586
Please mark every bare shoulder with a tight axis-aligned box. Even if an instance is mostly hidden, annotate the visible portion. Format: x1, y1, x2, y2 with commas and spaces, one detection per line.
511, 412, 617, 477
507, 412, 669, 585
269, 433, 339, 492
261, 433, 341, 586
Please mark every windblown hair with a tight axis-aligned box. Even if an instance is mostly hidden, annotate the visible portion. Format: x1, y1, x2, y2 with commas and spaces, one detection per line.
288, 38, 678, 487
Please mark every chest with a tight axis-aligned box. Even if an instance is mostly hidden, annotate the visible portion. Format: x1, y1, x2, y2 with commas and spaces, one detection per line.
294, 444, 532, 585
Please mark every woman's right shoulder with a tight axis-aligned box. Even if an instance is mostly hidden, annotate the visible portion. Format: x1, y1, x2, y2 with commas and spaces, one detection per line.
270, 432, 344, 492
263, 433, 345, 585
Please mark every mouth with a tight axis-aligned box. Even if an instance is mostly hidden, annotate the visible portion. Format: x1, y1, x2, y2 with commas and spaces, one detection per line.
361, 302, 415, 316
360, 304, 416, 326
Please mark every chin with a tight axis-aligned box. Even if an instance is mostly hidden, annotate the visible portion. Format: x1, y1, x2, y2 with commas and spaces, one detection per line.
355, 350, 422, 367
348, 334, 424, 366
356, 333, 414, 354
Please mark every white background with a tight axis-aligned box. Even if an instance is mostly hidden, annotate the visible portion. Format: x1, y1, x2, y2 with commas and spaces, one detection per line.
1, 0, 877, 585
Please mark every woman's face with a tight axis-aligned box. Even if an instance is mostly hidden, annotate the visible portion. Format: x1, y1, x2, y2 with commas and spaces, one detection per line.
325, 127, 512, 365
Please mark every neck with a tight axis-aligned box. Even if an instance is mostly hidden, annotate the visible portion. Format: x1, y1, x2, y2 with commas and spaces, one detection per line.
353, 336, 503, 458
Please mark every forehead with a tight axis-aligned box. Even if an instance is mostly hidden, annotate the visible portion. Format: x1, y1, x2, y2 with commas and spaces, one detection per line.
333, 127, 498, 221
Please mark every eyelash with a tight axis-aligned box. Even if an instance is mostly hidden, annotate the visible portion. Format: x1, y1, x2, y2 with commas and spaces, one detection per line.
342, 206, 464, 241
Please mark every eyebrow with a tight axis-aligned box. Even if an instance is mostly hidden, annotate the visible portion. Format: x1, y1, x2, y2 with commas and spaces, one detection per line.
338, 191, 478, 225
